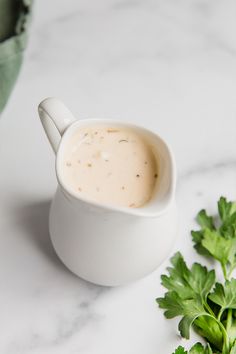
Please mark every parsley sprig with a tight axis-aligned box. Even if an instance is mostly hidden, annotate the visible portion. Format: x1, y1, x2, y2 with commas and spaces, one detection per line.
156, 197, 236, 354
173, 343, 213, 354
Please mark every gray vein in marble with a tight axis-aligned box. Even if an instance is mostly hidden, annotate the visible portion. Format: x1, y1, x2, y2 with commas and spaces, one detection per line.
179, 158, 236, 182
6, 286, 108, 354
53, 10, 84, 24
205, 32, 236, 57
111, 0, 146, 11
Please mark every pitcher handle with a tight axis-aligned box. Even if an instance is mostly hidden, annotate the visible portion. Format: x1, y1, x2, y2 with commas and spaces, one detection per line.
38, 97, 76, 153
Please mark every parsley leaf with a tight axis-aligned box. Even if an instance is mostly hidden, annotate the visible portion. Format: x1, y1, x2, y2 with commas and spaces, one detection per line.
172, 343, 213, 354
160, 252, 215, 303
189, 343, 213, 354
178, 299, 208, 339
191, 210, 215, 257
218, 197, 236, 223
191, 197, 236, 279
157, 291, 184, 319
202, 229, 236, 275
196, 210, 215, 230
209, 280, 236, 313
156, 253, 216, 339
172, 347, 187, 354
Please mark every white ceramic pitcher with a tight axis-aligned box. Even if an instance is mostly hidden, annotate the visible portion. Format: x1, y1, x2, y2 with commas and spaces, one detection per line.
38, 97, 177, 286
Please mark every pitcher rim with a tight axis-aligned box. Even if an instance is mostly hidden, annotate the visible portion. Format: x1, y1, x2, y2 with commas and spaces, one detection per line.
55, 118, 176, 218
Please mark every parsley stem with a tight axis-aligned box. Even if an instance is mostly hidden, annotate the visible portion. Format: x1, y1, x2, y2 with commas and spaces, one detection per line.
204, 301, 215, 317
219, 320, 230, 354
217, 308, 224, 321
228, 264, 236, 279
202, 314, 230, 354
201, 314, 229, 353
221, 263, 228, 281
226, 308, 232, 333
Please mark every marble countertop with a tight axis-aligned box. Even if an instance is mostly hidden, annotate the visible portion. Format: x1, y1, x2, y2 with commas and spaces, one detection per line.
1, 0, 236, 353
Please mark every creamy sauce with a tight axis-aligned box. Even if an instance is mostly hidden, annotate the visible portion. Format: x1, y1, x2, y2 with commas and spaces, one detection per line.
62, 125, 158, 208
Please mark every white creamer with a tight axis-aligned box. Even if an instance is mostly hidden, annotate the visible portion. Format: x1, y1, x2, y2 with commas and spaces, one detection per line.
38, 97, 177, 286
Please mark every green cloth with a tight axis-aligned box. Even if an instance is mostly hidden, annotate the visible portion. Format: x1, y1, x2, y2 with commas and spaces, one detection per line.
0, 0, 33, 113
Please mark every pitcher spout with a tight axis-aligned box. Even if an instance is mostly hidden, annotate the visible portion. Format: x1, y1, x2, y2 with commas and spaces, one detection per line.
116, 128, 176, 218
